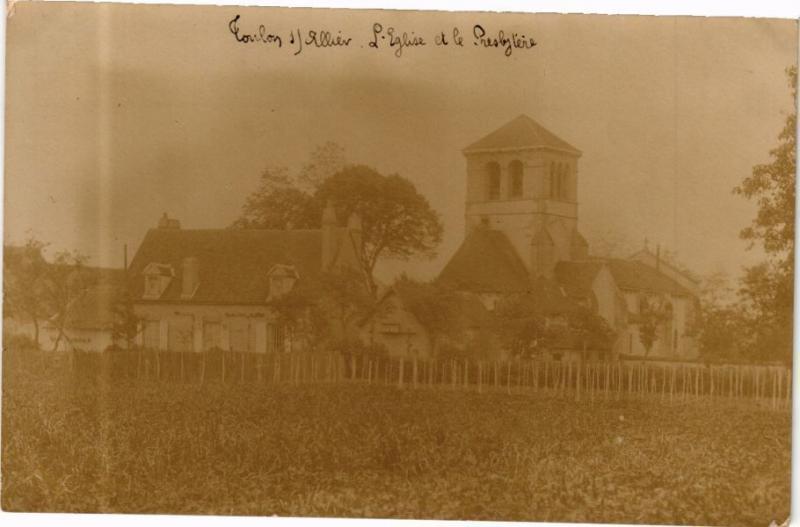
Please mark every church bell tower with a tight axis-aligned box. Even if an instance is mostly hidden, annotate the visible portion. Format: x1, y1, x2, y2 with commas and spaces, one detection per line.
462, 114, 588, 278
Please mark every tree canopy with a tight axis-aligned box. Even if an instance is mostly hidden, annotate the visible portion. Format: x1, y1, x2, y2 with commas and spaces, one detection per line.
315, 166, 443, 292
732, 65, 796, 363
3, 239, 49, 347
233, 144, 443, 293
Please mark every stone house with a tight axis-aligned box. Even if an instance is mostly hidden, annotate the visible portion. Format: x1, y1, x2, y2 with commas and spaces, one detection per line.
127, 205, 364, 354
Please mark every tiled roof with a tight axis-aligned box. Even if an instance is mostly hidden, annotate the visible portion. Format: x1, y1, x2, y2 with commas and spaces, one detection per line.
463, 114, 581, 155
554, 260, 603, 300
437, 228, 531, 293
604, 258, 693, 297
128, 228, 336, 304
555, 258, 693, 298
571, 229, 589, 248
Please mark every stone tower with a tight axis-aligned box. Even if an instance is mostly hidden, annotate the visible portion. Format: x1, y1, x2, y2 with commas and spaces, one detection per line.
462, 114, 588, 278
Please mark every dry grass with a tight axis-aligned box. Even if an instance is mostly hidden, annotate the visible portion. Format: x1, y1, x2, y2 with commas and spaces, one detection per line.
1, 348, 791, 525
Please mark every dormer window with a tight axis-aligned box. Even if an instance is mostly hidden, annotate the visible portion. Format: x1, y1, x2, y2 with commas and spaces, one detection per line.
142, 263, 175, 300
267, 264, 299, 300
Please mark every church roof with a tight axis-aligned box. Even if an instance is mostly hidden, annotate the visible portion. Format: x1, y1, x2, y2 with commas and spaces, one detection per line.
555, 258, 694, 298
463, 114, 581, 155
437, 228, 530, 293
604, 258, 693, 297
571, 229, 589, 248
531, 226, 555, 246
554, 260, 604, 300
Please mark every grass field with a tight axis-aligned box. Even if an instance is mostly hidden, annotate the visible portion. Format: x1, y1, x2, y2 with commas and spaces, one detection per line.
1, 349, 791, 525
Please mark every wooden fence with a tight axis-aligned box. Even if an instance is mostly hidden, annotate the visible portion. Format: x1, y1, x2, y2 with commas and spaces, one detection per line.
70, 349, 792, 409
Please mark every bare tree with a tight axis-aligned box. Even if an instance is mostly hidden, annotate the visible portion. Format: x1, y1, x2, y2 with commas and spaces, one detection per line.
43, 250, 89, 352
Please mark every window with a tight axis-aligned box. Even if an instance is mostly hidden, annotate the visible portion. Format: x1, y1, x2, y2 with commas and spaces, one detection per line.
549, 162, 570, 200
142, 263, 174, 299
486, 162, 501, 200
143, 320, 160, 350
229, 317, 256, 352
145, 275, 161, 298
168, 316, 194, 352
380, 322, 401, 334
267, 264, 298, 300
270, 276, 291, 297
480, 216, 490, 228
203, 321, 222, 351
509, 160, 523, 198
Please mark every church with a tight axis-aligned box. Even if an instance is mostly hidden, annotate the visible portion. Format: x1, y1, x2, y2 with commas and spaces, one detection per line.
438, 115, 700, 360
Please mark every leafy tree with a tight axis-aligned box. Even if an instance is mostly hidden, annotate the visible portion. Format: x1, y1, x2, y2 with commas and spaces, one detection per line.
233, 146, 443, 294
111, 287, 142, 350
316, 266, 380, 341
3, 238, 49, 348
733, 65, 796, 363
494, 294, 555, 358
267, 280, 327, 352
690, 272, 744, 360
233, 143, 346, 230
315, 166, 443, 293
231, 166, 319, 229
637, 294, 671, 357
297, 141, 346, 191
268, 266, 379, 351
568, 307, 617, 354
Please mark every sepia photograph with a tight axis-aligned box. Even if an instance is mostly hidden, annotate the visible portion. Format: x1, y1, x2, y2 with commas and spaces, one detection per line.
1, 2, 797, 526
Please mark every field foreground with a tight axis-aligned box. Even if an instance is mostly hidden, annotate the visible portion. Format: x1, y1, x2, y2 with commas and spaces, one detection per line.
1, 352, 791, 525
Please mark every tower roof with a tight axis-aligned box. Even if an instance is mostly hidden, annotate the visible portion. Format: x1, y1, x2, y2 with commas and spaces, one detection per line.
463, 114, 581, 156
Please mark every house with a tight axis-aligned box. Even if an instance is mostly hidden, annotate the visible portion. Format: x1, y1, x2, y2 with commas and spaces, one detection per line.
358, 287, 433, 358
127, 206, 364, 354
358, 285, 493, 358
438, 114, 700, 360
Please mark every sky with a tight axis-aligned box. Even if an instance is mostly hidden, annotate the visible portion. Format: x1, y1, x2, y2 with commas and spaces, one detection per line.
4, 3, 798, 284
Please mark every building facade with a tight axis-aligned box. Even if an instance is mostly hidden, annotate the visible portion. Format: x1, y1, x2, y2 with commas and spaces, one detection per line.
439, 114, 699, 360
128, 206, 364, 354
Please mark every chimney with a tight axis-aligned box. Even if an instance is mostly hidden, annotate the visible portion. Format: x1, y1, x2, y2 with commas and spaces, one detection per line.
321, 200, 338, 270
181, 257, 199, 299
346, 211, 363, 257
158, 212, 181, 229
